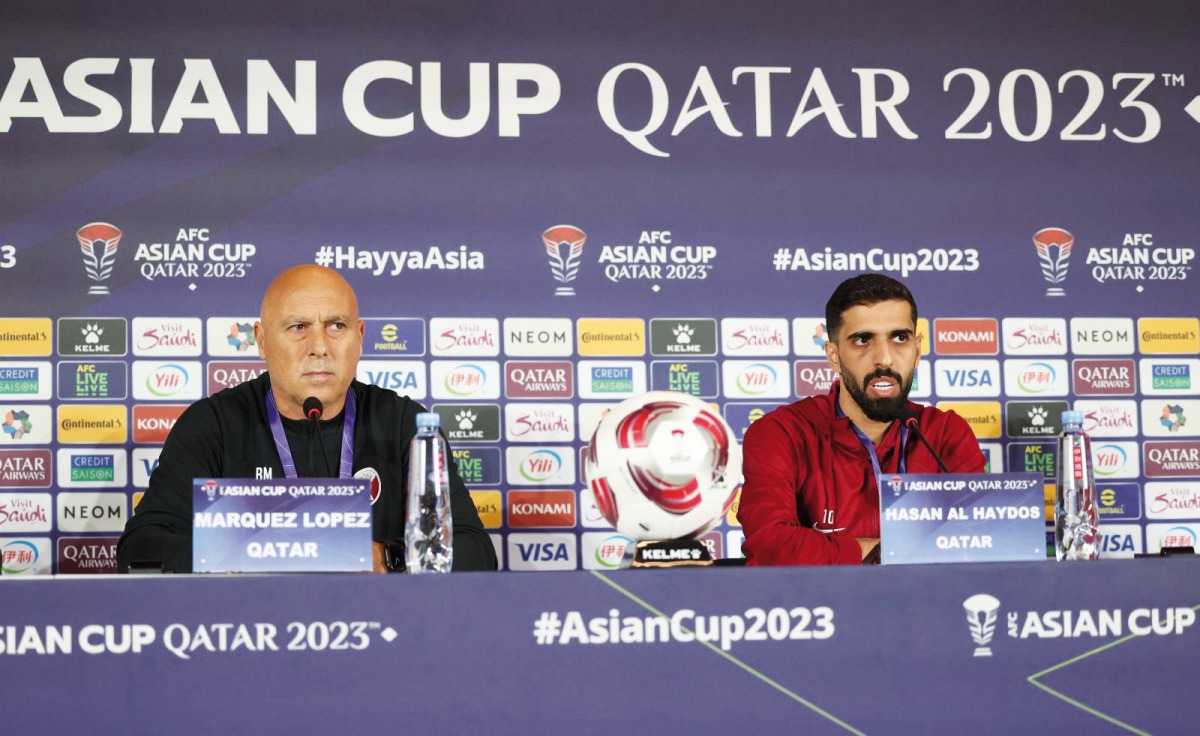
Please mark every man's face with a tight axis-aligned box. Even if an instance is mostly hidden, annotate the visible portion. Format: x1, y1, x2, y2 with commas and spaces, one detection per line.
825, 299, 920, 423
254, 270, 364, 419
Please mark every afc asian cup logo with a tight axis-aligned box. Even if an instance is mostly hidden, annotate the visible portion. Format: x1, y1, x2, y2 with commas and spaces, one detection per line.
1032, 227, 1073, 297
202, 479, 219, 502
887, 475, 904, 496
963, 593, 1001, 657
542, 225, 586, 296
77, 222, 122, 295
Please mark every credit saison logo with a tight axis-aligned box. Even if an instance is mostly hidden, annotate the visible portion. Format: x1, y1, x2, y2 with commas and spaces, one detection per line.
1144, 361, 1194, 393
0, 319, 52, 357
430, 318, 499, 356
0, 362, 50, 399
577, 319, 645, 357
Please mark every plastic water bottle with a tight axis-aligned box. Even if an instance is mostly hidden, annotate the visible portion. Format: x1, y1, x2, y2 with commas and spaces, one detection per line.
1055, 410, 1099, 560
405, 412, 453, 573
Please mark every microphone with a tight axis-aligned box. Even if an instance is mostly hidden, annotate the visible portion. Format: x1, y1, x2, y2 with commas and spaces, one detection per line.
899, 406, 950, 473
302, 396, 334, 477
303, 396, 324, 421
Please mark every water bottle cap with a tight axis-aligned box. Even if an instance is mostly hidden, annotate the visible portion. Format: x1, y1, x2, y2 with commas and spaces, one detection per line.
1061, 409, 1083, 425
415, 412, 440, 429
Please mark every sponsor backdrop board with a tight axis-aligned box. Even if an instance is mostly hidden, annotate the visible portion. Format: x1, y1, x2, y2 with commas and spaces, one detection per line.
3, 562, 1200, 733
1, 2, 1199, 573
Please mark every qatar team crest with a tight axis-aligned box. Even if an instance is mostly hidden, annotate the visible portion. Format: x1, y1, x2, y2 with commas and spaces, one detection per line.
355, 466, 382, 505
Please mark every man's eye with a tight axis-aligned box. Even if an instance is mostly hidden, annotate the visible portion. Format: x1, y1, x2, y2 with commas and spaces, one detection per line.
894, 334, 909, 342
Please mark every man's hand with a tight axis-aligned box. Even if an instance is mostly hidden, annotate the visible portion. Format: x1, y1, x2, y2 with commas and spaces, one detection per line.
372, 541, 387, 573
855, 537, 880, 562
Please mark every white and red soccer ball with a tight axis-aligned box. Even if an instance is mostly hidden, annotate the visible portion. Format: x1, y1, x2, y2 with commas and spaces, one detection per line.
585, 391, 741, 541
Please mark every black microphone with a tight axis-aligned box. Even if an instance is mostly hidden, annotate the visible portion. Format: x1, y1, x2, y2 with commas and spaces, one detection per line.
303, 396, 324, 421
899, 406, 950, 473
302, 396, 334, 477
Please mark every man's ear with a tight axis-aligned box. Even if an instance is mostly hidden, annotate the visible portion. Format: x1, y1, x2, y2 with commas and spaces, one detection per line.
253, 321, 267, 360
825, 338, 840, 374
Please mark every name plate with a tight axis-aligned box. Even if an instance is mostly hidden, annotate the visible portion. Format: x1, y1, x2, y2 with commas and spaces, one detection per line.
879, 473, 1046, 564
193, 479, 372, 573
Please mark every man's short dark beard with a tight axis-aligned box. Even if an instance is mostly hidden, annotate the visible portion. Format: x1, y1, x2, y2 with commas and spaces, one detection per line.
842, 368, 914, 423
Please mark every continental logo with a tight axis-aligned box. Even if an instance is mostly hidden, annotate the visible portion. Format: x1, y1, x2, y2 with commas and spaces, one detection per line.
0, 319, 52, 357
56, 405, 127, 444
726, 487, 742, 527
1137, 318, 1200, 354
577, 318, 645, 357
935, 401, 1002, 439
470, 490, 502, 529
932, 318, 998, 355
916, 318, 930, 356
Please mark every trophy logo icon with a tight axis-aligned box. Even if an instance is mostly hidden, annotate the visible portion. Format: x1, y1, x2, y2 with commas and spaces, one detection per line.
77, 222, 122, 295
1032, 227, 1073, 297
542, 225, 586, 296
963, 593, 1001, 657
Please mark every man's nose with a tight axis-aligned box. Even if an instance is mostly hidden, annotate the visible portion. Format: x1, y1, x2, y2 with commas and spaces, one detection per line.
308, 327, 330, 356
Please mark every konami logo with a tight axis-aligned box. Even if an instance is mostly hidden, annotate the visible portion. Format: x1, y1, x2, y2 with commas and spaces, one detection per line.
133, 405, 187, 443
506, 490, 576, 528
933, 318, 998, 355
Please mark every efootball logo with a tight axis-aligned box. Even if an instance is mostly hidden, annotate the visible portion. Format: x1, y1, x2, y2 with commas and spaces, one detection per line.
542, 225, 586, 296
77, 223, 122, 296
1032, 227, 1073, 297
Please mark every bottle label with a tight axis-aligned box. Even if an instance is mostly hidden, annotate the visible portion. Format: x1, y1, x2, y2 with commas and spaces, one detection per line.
1071, 444, 1084, 482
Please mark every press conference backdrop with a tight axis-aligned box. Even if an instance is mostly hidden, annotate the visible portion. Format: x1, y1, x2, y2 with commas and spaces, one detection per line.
1, 1, 1198, 574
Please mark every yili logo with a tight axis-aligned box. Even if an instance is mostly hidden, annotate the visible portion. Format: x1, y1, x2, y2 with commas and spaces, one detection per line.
1093, 444, 1129, 477
147, 363, 190, 397
520, 449, 563, 482
1016, 362, 1057, 394
445, 364, 487, 396
1032, 227, 1073, 297
737, 363, 778, 394
1, 539, 42, 575
77, 222, 121, 296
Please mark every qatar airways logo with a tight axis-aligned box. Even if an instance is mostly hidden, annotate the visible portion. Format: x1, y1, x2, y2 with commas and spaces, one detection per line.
721, 319, 789, 356
429, 318, 500, 357
1072, 359, 1136, 396
131, 318, 202, 357
1002, 318, 1067, 355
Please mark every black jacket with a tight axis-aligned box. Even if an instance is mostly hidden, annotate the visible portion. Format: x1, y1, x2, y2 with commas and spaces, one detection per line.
117, 372, 497, 573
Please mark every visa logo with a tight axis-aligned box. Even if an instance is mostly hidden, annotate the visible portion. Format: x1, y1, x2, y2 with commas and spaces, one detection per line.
364, 370, 419, 390
140, 457, 160, 476
1100, 533, 1135, 553
517, 542, 569, 562
944, 370, 994, 387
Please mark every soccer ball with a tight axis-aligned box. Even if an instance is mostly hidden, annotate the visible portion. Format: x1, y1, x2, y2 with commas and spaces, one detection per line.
585, 391, 741, 541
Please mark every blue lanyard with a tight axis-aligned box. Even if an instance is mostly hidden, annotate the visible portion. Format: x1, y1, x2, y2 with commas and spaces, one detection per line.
266, 388, 357, 479
836, 402, 908, 492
